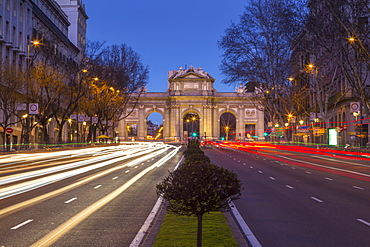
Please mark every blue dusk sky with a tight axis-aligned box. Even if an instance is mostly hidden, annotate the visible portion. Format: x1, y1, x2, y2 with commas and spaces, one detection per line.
86, 0, 246, 93
86, 1, 247, 124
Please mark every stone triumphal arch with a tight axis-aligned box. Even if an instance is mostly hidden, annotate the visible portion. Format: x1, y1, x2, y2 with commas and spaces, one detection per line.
118, 66, 264, 142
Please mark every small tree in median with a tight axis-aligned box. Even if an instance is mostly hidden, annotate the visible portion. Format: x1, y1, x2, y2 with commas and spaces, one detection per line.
156, 163, 242, 247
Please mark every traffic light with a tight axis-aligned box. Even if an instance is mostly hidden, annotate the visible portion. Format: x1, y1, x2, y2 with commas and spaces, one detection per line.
264, 128, 272, 137
192, 132, 197, 137
220, 137, 225, 140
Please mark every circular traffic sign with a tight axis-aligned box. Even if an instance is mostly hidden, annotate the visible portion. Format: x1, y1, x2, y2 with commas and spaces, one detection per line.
78, 114, 85, 122
5, 128, 13, 134
351, 102, 360, 111
30, 104, 38, 111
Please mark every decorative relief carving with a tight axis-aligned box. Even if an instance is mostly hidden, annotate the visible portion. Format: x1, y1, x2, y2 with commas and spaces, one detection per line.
245, 108, 256, 118
127, 109, 138, 117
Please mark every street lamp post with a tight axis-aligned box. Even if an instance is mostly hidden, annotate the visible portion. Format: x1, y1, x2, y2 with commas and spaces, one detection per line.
353, 111, 360, 147
225, 126, 229, 140
24, 40, 41, 148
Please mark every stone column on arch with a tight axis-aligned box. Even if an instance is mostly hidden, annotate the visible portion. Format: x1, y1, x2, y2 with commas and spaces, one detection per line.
212, 105, 219, 140
237, 104, 245, 141
256, 109, 264, 141
164, 105, 171, 142
137, 104, 146, 141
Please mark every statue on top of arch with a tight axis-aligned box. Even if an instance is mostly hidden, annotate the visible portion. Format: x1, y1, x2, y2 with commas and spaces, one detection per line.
235, 83, 246, 94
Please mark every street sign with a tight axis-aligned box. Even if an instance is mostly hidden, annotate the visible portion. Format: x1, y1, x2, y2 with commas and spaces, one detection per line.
5, 128, 13, 134
29, 103, 39, 115
17, 103, 27, 111
92, 116, 98, 124
350, 102, 360, 113
78, 114, 85, 122
309, 112, 316, 121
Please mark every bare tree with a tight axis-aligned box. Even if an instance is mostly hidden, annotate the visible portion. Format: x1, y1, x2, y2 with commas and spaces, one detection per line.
0, 63, 26, 148
83, 42, 149, 140
27, 61, 65, 144
299, 0, 370, 145
219, 0, 307, 129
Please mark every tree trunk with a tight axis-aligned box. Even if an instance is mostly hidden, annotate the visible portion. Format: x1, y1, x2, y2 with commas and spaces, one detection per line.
197, 214, 203, 247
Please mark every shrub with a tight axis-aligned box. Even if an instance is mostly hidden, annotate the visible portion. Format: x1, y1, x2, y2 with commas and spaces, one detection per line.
183, 153, 211, 165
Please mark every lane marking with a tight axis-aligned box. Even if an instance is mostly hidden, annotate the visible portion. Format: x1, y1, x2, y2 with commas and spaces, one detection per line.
228, 202, 262, 247
249, 166, 253, 169
243, 163, 246, 166
311, 197, 323, 203
11, 219, 33, 230
269, 177, 275, 180
357, 219, 370, 227
306, 171, 312, 174
353, 186, 364, 190
64, 197, 77, 204
258, 171, 263, 174
286, 185, 294, 189
31, 146, 180, 247
112, 176, 118, 180
325, 177, 333, 181
94, 185, 102, 189
130, 155, 184, 247
291, 167, 296, 169
125, 170, 130, 173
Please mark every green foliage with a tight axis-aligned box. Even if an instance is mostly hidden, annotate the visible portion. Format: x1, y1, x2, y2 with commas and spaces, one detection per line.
183, 153, 211, 165
156, 163, 242, 217
183, 148, 204, 158
187, 140, 200, 149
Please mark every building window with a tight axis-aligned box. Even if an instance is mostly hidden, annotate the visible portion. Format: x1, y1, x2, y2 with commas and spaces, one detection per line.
0, 16, 2, 37
12, 26, 16, 44
20, 3, 23, 22
13, 0, 17, 16
19, 31, 22, 50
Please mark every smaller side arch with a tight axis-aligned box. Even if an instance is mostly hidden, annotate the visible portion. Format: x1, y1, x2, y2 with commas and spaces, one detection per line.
219, 111, 237, 141
145, 109, 165, 140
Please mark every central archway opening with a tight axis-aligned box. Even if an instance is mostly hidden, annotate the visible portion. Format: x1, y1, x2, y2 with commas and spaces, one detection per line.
220, 112, 236, 140
183, 112, 199, 140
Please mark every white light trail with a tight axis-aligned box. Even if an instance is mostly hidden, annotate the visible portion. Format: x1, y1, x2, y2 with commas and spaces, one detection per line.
0, 144, 164, 186
0, 144, 171, 199
30, 145, 180, 247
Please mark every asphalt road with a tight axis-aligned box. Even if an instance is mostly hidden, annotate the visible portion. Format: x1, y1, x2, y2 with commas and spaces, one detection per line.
0, 144, 183, 246
204, 146, 370, 247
